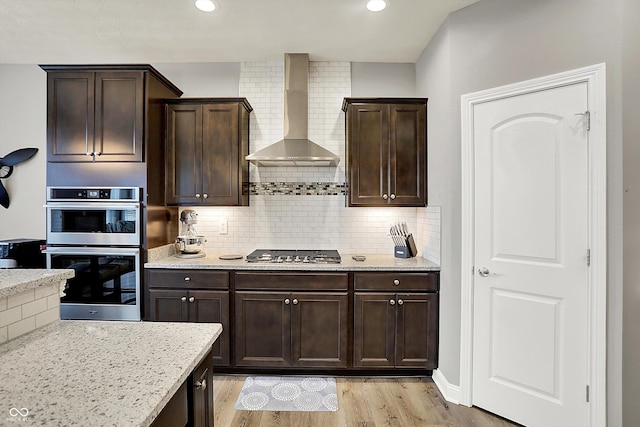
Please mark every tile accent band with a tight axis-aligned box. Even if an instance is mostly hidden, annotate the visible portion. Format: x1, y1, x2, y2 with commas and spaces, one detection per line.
249, 182, 346, 195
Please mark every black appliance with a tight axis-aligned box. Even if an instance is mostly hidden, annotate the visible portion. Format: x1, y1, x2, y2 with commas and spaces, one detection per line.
246, 249, 341, 264
0, 238, 46, 268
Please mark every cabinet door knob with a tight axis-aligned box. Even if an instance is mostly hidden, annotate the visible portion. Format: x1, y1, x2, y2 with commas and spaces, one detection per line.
203, 193, 208, 199
95, 151, 102, 156
393, 279, 400, 286
85, 152, 93, 156
184, 277, 191, 282
390, 193, 396, 200
195, 193, 201, 199
189, 296, 195, 303
195, 379, 207, 390
382, 193, 388, 200
181, 296, 187, 302
292, 298, 298, 305
389, 299, 396, 305
397, 299, 404, 305
285, 298, 290, 305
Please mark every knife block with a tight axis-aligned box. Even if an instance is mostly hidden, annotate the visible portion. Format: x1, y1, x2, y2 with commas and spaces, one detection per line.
394, 234, 418, 258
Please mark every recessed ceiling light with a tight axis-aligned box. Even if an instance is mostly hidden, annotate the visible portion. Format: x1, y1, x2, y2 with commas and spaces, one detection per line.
366, 0, 387, 12
195, 0, 216, 12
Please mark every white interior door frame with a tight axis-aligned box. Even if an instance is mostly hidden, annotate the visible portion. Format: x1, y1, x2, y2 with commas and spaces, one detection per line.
459, 63, 607, 427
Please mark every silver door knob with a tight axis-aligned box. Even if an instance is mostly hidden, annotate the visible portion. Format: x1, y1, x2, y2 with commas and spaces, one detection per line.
184, 277, 191, 282
393, 279, 400, 286
389, 299, 396, 305
397, 299, 404, 305
478, 267, 491, 277
181, 296, 187, 302
189, 296, 195, 302
203, 193, 208, 199
390, 194, 396, 200
292, 298, 298, 305
383, 194, 388, 200
195, 379, 207, 390
285, 298, 290, 305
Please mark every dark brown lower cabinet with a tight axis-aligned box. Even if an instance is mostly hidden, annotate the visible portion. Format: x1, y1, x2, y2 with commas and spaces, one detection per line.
145, 270, 230, 367
152, 349, 213, 427
354, 292, 439, 369
235, 291, 348, 368
190, 350, 214, 427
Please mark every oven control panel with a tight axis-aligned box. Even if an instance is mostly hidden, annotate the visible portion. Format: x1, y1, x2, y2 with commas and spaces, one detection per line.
47, 187, 140, 202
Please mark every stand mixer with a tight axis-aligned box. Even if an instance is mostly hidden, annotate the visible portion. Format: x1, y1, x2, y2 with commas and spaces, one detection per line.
174, 210, 206, 258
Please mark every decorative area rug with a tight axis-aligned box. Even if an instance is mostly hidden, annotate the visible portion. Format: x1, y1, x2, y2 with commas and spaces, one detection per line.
234, 376, 338, 412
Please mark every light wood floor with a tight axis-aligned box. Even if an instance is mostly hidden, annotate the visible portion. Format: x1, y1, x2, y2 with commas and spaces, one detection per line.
213, 375, 520, 427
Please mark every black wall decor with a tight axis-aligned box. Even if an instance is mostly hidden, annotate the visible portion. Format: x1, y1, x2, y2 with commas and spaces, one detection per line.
0, 148, 38, 208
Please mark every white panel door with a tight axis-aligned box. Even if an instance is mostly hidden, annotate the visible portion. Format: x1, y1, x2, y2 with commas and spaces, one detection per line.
472, 82, 589, 427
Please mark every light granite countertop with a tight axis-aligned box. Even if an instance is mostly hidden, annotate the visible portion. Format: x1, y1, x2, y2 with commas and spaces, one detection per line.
0, 320, 222, 426
0, 269, 75, 298
145, 252, 440, 271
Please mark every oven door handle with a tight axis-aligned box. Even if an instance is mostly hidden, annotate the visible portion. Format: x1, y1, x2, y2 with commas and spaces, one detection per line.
44, 202, 141, 210
42, 247, 140, 256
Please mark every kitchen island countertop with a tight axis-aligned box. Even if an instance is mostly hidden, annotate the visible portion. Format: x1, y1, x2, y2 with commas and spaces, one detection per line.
145, 253, 440, 271
0, 268, 74, 298
0, 320, 222, 426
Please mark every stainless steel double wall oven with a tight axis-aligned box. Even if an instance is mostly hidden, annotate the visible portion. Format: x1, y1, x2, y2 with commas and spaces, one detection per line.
45, 187, 142, 320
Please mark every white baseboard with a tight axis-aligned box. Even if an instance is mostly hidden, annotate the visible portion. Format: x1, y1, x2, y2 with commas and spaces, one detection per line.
432, 369, 463, 406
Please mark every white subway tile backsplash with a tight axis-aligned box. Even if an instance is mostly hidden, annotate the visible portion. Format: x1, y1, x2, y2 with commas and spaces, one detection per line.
36, 308, 59, 329
177, 60, 441, 263
22, 297, 48, 318
8, 317, 36, 340
8, 289, 34, 309
0, 283, 61, 342
0, 306, 21, 328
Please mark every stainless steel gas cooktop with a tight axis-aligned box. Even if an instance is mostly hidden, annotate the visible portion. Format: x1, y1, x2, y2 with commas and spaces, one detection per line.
245, 249, 341, 264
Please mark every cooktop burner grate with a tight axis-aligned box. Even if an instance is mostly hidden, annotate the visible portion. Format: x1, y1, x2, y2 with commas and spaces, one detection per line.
245, 249, 341, 264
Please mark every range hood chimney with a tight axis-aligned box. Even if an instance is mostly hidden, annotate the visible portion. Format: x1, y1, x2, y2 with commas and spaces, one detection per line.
245, 53, 340, 167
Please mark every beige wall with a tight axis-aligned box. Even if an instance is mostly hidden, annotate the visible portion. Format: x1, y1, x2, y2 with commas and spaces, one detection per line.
0, 65, 47, 240
416, 0, 627, 425
622, 1, 640, 425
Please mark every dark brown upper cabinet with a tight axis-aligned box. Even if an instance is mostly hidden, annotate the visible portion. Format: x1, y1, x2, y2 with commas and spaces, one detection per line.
165, 99, 252, 206
342, 98, 427, 207
42, 65, 182, 163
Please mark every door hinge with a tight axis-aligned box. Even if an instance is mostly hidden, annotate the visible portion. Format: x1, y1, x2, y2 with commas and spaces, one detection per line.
587, 249, 591, 266
576, 110, 591, 131
586, 385, 590, 402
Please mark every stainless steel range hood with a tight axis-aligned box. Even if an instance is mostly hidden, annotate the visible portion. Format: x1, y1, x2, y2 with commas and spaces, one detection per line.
245, 53, 340, 167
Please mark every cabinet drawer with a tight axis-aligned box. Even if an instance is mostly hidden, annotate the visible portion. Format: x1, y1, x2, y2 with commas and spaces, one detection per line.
354, 272, 438, 292
147, 269, 229, 289
235, 272, 348, 291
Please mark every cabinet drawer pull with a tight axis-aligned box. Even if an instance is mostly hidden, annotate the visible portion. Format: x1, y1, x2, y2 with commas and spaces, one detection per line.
382, 193, 388, 200
284, 298, 290, 305
181, 296, 187, 302
393, 279, 400, 286
184, 277, 191, 282
389, 299, 396, 305
397, 299, 404, 305
390, 193, 396, 200
189, 296, 195, 303
292, 298, 298, 305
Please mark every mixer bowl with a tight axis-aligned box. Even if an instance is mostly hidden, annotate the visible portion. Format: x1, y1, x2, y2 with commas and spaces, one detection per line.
175, 235, 206, 254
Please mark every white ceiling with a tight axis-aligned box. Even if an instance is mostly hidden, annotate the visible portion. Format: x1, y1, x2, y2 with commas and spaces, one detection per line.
0, 0, 478, 64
